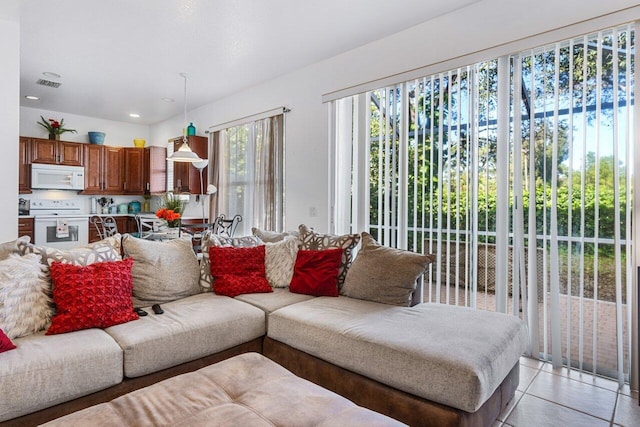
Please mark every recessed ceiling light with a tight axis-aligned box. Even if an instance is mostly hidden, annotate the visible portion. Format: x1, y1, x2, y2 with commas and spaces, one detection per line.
42, 71, 61, 78
25, 95, 40, 100
129, 113, 140, 118
162, 97, 175, 103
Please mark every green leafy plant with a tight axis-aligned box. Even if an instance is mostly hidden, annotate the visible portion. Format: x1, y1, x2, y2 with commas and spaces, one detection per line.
37, 115, 77, 135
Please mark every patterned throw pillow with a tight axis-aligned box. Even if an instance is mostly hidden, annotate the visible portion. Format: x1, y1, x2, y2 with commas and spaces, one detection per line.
289, 248, 343, 297
0, 236, 31, 261
199, 233, 263, 292
209, 245, 272, 297
17, 234, 122, 267
252, 227, 300, 243
265, 237, 299, 288
0, 253, 52, 339
122, 235, 200, 308
341, 232, 435, 306
46, 259, 138, 335
298, 224, 360, 288
0, 329, 16, 353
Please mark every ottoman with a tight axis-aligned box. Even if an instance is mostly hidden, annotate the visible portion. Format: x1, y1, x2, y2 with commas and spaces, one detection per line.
41, 352, 405, 426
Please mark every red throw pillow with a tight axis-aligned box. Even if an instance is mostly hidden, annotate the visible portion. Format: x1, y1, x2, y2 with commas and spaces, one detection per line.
0, 329, 16, 353
290, 248, 343, 297
209, 245, 272, 297
47, 259, 138, 335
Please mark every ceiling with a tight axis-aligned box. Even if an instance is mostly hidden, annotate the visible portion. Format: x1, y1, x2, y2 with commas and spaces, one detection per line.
12, 0, 478, 125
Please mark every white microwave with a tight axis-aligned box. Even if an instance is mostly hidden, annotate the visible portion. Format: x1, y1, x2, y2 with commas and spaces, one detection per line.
31, 163, 85, 191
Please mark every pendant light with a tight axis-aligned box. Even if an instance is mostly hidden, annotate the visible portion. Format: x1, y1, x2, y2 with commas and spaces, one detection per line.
167, 72, 202, 162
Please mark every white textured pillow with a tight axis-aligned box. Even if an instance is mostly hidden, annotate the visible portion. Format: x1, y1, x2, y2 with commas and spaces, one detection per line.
0, 253, 53, 339
265, 237, 299, 288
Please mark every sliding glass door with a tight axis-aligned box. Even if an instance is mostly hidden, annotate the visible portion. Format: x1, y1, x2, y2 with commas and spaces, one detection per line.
330, 23, 635, 384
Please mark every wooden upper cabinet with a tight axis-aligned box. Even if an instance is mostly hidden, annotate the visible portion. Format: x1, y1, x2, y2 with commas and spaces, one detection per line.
103, 146, 124, 194
123, 148, 145, 194
82, 144, 103, 194
145, 146, 167, 194
19, 137, 31, 194
30, 138, 82, 166
169, 136, 208, 194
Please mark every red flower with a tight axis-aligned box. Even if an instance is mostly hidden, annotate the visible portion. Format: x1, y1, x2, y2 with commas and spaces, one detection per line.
49, 119, 60, 129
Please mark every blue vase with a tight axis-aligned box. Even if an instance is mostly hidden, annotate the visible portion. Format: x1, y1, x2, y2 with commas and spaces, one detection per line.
88, 132, 106, 145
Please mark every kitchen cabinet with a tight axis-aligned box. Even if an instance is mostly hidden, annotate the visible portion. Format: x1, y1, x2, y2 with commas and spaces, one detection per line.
144, 146, 167, 194
123, 147, 145, 194
19, 137, 31, 194
31, 138, 83, 166
82, 145, 124, 194
18, 217, 34, 242
169, 136, 207, 194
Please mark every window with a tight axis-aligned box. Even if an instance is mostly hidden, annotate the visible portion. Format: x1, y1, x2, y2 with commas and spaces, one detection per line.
330, 24, 635, 384
211, 113, 284, 236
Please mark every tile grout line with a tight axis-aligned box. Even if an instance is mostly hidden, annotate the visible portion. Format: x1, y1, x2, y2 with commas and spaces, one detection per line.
608, 390, 618, 426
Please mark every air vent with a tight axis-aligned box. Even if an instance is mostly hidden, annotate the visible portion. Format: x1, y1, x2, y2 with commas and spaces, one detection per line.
36, 78, 61, 88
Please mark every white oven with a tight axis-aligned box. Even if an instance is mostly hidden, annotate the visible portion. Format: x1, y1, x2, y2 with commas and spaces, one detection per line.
31, 199, 89, 249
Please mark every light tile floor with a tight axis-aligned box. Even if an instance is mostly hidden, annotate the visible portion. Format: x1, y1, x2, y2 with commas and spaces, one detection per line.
495, 356, 640, 426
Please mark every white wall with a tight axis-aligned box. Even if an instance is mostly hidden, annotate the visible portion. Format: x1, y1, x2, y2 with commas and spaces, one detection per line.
1, 18, 20, 242
20, 106, 150, 146
151, 0, 640, 232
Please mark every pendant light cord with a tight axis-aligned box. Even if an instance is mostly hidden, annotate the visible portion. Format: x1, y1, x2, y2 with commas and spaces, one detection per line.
181, 72, 188, 144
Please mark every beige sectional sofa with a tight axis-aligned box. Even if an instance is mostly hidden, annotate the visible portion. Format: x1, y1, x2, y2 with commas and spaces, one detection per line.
0, 231, 528, 427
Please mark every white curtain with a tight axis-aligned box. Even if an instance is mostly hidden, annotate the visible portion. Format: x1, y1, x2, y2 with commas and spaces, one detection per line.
212, 114, 284, 235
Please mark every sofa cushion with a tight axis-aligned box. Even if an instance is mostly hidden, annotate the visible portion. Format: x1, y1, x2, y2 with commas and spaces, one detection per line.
47, 259, 138, 335
268, 297, 529, 413
341, 232, 435, 306
0, 329, 15, 353
290, 248, 342, 297
265, 237, 299, 288
199, 233, 263, 292
122, 235, 200, 308
209, 245, 272, 297
298, 224, 360, 288
0, 253, 52, 339
104, 293, 266, 377
0, 329, 123, 422
235, 288, 315, 315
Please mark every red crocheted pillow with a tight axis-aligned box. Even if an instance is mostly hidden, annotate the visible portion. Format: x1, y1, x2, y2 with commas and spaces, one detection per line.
209, 245, 272, 297
0, 329, 16, 353
289, 248, 343, 297
47, 259, 138, 335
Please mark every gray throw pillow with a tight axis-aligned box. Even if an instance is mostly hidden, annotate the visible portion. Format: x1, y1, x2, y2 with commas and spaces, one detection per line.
122, 235, 200, 308
0, 236, 31, 261
252, 227, 300, 243
341, 232, 435, 306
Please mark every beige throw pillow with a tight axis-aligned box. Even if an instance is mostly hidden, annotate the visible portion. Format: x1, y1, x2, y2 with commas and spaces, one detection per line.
341, 232, 435, 306
298, 224, 360, 288
265, 237, 299, 288
17, 234, 122, 267
122, 235, 201, 308
0, 253, 53, 339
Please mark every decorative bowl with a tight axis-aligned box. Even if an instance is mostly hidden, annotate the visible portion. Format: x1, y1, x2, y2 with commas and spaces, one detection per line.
133, 139, 146, 147
88, 132, 106, 145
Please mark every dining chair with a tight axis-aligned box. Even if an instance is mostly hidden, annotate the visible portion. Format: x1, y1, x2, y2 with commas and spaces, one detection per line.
214, 214, 242, 237
179, 222, 217, 255
89, 215, 118, 240
133, 215, 166, 239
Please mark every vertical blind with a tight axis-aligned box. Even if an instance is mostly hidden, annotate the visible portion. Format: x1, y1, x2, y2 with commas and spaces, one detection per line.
330, 23, 635, 384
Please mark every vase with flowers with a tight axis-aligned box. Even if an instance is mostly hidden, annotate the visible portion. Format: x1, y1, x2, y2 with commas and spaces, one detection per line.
37, 116, 77, 140
155, 193, 185, 228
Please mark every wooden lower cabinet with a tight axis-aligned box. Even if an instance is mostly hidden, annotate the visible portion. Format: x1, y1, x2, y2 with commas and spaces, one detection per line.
18, 217, 34, 242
